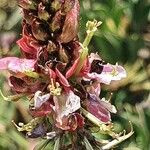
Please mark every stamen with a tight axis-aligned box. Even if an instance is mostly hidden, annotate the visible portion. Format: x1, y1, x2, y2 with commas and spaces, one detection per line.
48, 79, 62, 96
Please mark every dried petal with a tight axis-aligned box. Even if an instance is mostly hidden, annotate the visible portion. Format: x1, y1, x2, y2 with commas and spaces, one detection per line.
51, 11, 63, 32
9, 76, 45, 93
19, 0, 36, 10
56, 113, 84, 131
59, 47, 69, 63
31, 20, 49, 41
58, 0, 80, 43
17, 36, 40, 58
51, 0, 64, 11
62, 0, 75, 13
30, 101, 52, 117
23, 9, 36, 24
38, 3, 50, 21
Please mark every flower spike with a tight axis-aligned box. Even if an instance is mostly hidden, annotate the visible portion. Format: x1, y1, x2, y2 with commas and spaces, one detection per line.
0, 0, 132, 149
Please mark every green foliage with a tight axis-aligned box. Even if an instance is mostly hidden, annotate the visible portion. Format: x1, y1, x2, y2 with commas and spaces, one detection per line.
0, 0, 150, 149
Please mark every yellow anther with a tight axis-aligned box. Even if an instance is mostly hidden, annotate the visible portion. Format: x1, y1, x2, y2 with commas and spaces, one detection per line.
48, 79, 62, 96
111, 65, 119, 77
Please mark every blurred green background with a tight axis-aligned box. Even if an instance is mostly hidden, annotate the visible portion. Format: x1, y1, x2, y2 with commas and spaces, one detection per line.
0, 0, 149, 149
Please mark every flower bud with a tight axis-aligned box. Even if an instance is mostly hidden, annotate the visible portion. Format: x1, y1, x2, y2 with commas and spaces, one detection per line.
31, 19, 50, 41
38, 2, 50, 21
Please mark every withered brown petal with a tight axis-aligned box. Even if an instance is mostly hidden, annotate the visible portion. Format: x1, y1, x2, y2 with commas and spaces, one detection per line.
38, 2, 50, 21
62, 0, 75, 13
58, 0, 80, 43
50, 11, 63, 32
31, 20, 49, 41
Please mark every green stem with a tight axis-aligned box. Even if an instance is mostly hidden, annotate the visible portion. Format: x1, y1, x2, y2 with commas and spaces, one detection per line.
81, 107, 105, 127
73, 20, 102, 76
102, 131, 134, 149
54, 137, 60, 150
81, 108, 117, 137
83, 136, 94, 150
0, 90, 25, 102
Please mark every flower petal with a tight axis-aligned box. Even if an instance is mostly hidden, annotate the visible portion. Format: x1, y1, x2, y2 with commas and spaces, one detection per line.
55, 67, 70, 87
66, 57, 80, 78
53, 91, 81, 124
30, 101, 52, 117
33, 91, 51, 109
87, 64, 127, 85
87, 94, 111, 123
0, 57, 35, 74
58, 0, 80, 43
17, 36, 39, 57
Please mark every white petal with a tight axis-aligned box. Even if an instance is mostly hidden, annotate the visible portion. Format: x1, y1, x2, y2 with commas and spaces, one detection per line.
34, 91, 50, 109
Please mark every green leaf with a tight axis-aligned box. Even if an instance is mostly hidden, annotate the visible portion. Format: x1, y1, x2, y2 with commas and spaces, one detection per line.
54, 137, 60, 150
33, 140, 53, 150
83, 137, 94, 150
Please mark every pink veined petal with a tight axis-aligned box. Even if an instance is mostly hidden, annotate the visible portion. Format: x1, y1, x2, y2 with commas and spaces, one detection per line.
0, 57, 35, 74
55, 67, 70, 87
87, 97, 111, 123
66, 57, 80, 78
87, 64, 127, 85
17, 36, 39, 57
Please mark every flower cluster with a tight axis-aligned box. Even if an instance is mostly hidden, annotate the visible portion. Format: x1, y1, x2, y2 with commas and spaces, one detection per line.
0, 0, 133, 149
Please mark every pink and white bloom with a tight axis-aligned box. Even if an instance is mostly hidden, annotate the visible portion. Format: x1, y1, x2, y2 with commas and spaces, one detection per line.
53, 91, 81, 125
0, 57, 36, 75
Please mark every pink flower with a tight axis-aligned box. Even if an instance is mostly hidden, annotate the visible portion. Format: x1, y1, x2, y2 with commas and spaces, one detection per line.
87, 94, 117, 123
86, 53, 127, 84
0, 57, 36, 76
53, 91, 81, 129
66, 53, 126, 85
